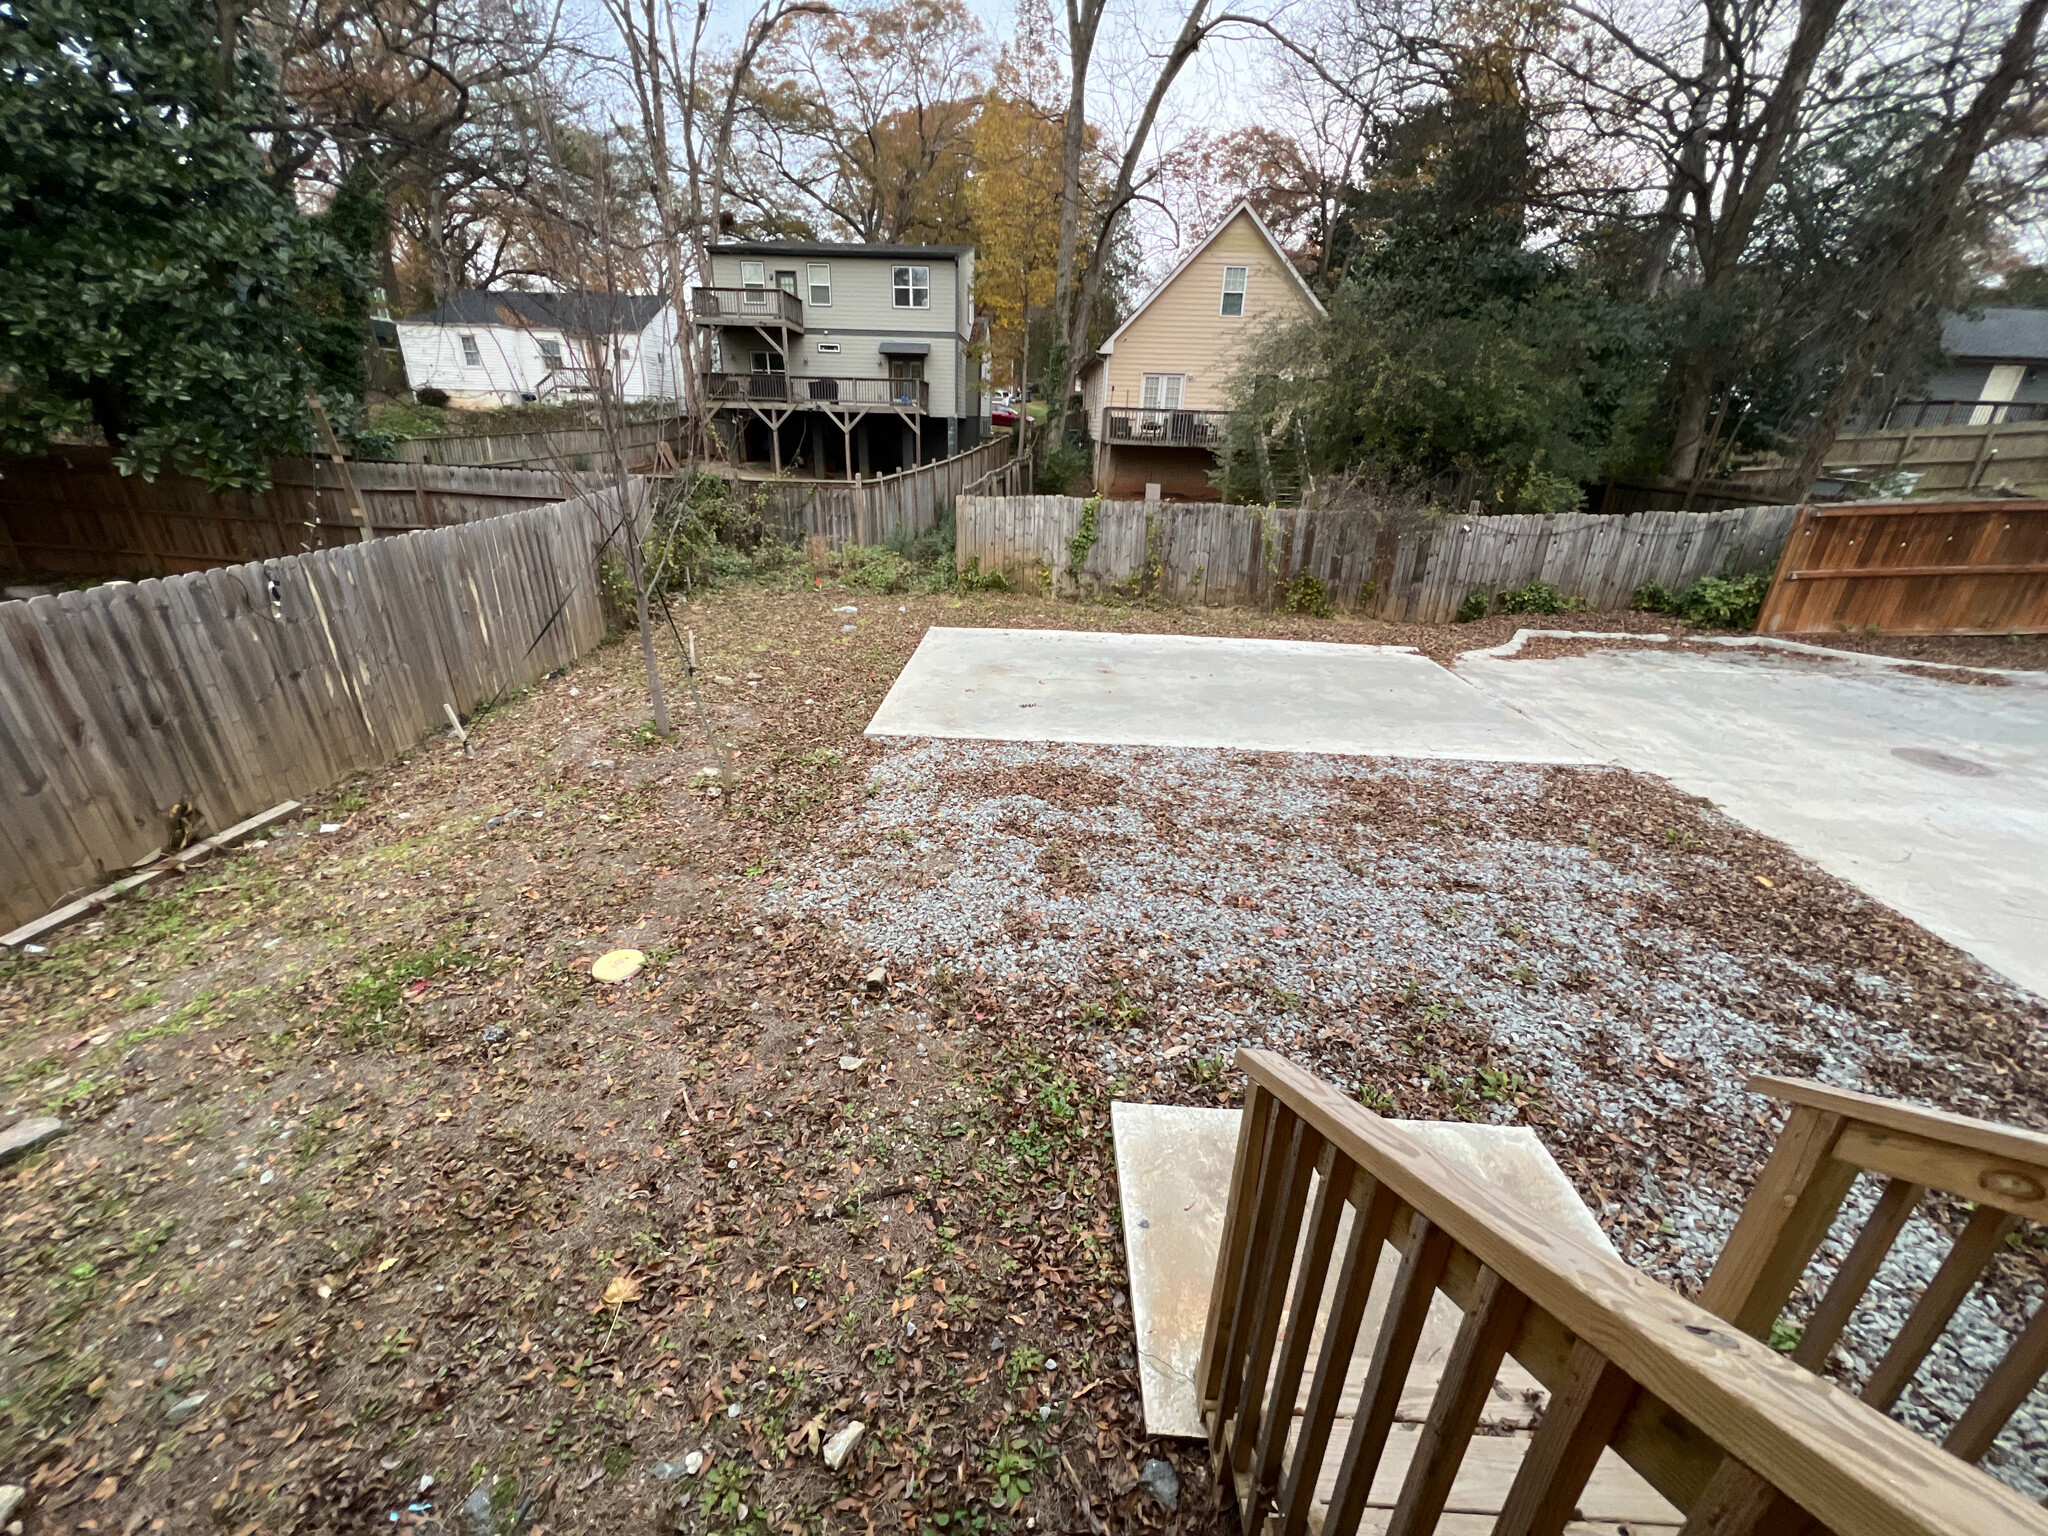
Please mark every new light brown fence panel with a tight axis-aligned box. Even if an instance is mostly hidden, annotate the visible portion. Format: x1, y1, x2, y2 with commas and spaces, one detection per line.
1699, 1074, 2048, 1482
0, 447, 585, 579
0, 485, 635, 929
1204, 1051, 2048, 1536
1755, 499, 2048, 635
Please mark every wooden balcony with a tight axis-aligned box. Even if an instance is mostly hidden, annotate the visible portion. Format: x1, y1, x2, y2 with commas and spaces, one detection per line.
1201, 1050, 2048, 1536
690, 286, 804, 331
1101, 406, 1231, 448
705, 372, 929, 413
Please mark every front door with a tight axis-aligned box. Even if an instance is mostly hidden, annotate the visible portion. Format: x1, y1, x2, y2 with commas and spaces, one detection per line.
776, 270, 799, 297
889, 357, 925, 408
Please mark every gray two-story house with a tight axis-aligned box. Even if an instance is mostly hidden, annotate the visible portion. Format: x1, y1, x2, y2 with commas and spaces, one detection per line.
694, 241, 984, 475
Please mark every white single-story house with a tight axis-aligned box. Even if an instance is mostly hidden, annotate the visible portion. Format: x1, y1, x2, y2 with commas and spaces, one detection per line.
396, 291, 685, 406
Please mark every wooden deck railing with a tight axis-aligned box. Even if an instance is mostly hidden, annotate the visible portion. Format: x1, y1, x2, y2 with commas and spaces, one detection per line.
1201, 1051, 2048, 1536
1702, 1076, 2048, 1470
704, 372, 929, 412
1101, 406, 1231, 448
690, 285, 805, 329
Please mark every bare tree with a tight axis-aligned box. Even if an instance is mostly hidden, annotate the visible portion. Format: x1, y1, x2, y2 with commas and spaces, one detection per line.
1779, 0, 2048, 494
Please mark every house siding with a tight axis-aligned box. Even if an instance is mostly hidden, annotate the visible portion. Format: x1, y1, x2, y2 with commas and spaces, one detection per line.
1089, 210, 1319, 438
707, 251, 972, 417
398, 306, 683, 404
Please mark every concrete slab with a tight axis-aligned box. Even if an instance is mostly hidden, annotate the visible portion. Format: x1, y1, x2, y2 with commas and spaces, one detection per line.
1459, 647, 2048, 998
1112, 1101, 1610, 1438
868, 628, 1591, 762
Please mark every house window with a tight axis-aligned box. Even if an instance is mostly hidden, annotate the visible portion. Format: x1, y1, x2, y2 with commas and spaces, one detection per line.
537, 338, 563, 369
459, 332, 482, 367
815, 341, 842, 355
741, 259, 766, 288
808, 263, 832, 306
1220, 266, 1248, 317
893, 265, 930, 309
1140, 373, 1185, 425
750, 351, 786, 373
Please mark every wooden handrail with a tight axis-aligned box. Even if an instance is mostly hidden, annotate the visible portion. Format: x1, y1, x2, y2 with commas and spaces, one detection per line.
1202, 1051, 2048, 1536
1700, 1074, 2047, 1486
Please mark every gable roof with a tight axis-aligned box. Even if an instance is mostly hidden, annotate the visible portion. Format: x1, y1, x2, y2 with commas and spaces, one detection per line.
404, 290, 668, 334
1094, 200, 1326, 358
1942, 307, 2048, 363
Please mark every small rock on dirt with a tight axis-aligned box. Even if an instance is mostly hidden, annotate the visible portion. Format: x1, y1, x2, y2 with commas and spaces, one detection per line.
838, 1055, 865, 1071
461, 1485, 494, 1533
0, 1487, 22, 1524
822, 1421, 866, 1471
653, 1451, 704, 1481
166, 1392, 208, 1423
481, 1024, 508, 1045
0, 1117, 63, 1165
1138, 1458, 1180, 1511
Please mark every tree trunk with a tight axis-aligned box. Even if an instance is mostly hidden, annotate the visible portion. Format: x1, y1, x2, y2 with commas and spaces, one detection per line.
1778, 0, 2047, 499
1665, 0, 1848, 476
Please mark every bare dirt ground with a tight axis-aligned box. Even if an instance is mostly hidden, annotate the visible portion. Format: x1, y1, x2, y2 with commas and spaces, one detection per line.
2, 580, 2042, 1536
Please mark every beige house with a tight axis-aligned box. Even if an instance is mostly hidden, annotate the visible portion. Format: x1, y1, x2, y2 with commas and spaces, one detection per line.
1080, 201, 1325, 498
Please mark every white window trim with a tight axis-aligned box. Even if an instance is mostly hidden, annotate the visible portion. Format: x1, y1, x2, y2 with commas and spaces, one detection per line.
740, 259, 766, 288
458, 332, 482, 367
807, 263, 832, 307
893, 264, 931, 309
1220, 265, 1249, 317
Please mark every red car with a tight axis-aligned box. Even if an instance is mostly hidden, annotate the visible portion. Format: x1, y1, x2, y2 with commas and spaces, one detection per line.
990, 403, 1019, 427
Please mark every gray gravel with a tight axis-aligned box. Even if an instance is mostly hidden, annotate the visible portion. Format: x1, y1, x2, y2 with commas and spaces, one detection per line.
768, 737, 2046, 1498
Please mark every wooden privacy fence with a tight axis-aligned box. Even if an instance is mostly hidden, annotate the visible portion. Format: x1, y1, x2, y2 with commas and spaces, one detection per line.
956, 496, 1799, 621
1756, 498, 2048, 635
1203, 1051, 2048, 1536
396, 414, 682, 470
707, 433, 1014, 550
1, 445, 590, 580
1732, 419, 2048, 500
0, 483, 645, 931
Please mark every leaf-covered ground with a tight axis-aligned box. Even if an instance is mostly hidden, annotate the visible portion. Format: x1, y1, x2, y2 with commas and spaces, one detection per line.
1, 577, 2040, 1535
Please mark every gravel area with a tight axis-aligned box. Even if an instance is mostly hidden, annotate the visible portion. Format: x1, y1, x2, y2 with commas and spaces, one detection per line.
770, 737, 2048, 1494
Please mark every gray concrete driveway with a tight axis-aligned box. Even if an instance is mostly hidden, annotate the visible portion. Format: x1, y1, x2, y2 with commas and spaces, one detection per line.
866, 627, 1591, 762
1460, 645, 2048, 998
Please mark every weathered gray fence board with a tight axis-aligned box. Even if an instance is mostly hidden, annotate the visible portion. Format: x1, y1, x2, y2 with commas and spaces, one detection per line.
703, 434, 1014, 552
0, 484, 640, 929
957, 497, 1800, 620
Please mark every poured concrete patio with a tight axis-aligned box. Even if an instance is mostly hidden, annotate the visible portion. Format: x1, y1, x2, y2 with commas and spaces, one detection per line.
865, 629, 1591, 763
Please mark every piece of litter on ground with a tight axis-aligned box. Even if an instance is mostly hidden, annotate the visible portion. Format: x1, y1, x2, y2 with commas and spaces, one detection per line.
590, 949, 645, 982
319, 823, 341, 834
841, 625, 857, 634
834, 605, 858, 613
822, 1421, 866, 1470
839, 1055, 865, 1071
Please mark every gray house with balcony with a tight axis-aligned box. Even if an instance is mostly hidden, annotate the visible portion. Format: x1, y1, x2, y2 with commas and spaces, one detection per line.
694, 242, 985, 475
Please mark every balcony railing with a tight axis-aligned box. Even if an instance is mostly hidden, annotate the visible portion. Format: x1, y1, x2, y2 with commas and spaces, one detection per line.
1882, 398, 2048, 429
706, 373, 929, 412
1101, 407, 1231, 448
691, 286, 805, 330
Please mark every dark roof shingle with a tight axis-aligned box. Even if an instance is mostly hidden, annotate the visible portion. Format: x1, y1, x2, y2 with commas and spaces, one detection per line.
403, 290, 668, 333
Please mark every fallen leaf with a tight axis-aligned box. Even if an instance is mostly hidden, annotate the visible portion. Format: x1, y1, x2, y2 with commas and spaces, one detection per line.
602, 1273, 643, 1307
